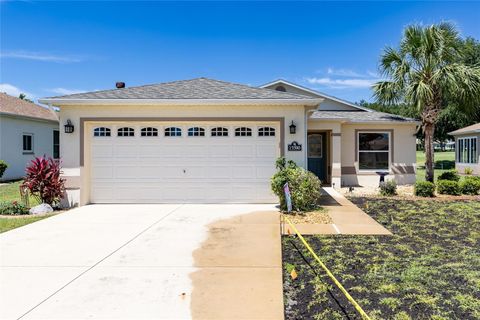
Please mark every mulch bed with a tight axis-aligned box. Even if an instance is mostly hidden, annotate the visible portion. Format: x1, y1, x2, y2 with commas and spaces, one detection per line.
282, 197, 480, 319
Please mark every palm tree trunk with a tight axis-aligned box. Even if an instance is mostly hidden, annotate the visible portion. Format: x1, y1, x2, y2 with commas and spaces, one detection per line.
423, 122, 435, 182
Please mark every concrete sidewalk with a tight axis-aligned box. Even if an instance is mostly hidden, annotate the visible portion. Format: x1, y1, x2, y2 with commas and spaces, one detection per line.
283, 188, 392, 235
0, 204, 284, 320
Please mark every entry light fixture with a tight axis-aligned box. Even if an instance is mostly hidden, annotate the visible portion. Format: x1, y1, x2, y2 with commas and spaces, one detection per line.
289, 121, 296, 134
64, 119, 74, 133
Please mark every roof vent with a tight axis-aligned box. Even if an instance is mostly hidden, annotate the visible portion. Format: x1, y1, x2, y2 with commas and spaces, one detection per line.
116, 82, 125, 89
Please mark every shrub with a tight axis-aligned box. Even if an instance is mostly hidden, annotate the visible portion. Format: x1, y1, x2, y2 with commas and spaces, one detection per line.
0, 160, 8, 178
437, 170, 460, 182
459, 178, 480, 195
436, 180, 460, 195
22, 157, 65, 205
0, 201, 29, 215
271, 157, 322, 212
464, 167, 474, 175
414, 181, 435, 197
379, 180, 397, 196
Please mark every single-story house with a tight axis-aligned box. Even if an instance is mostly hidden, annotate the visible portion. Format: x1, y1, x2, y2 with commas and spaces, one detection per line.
0, 93, 59, 181
39, 78, 418, 207
449, 123, 479, 175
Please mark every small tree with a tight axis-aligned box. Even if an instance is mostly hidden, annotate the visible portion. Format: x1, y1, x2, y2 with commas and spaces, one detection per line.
22, 157, 65, 205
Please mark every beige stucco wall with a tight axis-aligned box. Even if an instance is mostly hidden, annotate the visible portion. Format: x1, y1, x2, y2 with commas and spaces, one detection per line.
58, 104, 307, 206
0, 115, 59, 181
453, 133, 480, 175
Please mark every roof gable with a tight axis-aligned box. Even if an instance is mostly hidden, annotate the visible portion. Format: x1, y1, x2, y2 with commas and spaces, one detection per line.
0, 93, 58, 122
260, 79, 373, 112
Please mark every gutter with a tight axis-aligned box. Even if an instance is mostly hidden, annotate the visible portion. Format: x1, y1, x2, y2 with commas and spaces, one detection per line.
38, 98, 323, 107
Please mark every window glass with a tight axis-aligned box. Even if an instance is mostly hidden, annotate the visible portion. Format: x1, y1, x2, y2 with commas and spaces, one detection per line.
165, 127, 182, 137
457, 137, 478, 163
235, 127, 252, 137
22, 134, 33, 152
141, 127, 158, 137
308, 134, 323, 158
211, 127, 228, 137
93, 127, 111, 137
358, 132, 390, 170
117, 127, 135, 137
53, 130, 60, 159
188, 127, 205, 137
258, 127, 275, 137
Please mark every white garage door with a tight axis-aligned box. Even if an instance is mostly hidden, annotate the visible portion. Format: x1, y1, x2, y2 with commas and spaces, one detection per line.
89, 122, 281, 203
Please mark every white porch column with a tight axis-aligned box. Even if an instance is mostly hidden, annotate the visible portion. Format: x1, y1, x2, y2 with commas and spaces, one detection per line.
331, 132, 342, 188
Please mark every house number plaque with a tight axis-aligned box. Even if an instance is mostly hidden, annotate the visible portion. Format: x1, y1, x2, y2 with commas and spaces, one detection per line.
288, 141, 302, 151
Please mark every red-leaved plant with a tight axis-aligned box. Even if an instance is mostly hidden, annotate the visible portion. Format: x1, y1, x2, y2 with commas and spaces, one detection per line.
22, 156, 66, 205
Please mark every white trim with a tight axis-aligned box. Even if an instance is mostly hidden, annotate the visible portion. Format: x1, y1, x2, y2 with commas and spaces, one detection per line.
357, 131, 391, 172
38, 98, 323, 107
456, 136, 478, 164
0, 111, 59, 124
22, 132, 34, 153
309, 117, 420, 125
260, 79, 373, 112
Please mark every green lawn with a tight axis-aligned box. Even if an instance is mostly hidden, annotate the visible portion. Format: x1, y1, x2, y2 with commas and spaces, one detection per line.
0, 180, 40, 206
0, 214, 55, 233
282, 197, 480, 319
416, 150, 455, 181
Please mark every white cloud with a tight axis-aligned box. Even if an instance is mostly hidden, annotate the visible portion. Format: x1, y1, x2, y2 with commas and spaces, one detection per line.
0, 51, 83, 63
0, 83, 35, 99
305, 77, 379, 89
48, 88, 85, 95
326, 67, 364, 78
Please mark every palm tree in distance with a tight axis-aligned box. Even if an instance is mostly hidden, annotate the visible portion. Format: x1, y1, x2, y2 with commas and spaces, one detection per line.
373, 23, 480, 182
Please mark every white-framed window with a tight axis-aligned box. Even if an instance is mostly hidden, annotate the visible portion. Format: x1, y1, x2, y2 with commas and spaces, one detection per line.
457, 137, 478, 164
22, 133, 33, 153
117, 127, 135, 137
165, 127, 182, 137
235, 127, 252, 137
188, 127, 205, 137
211, 127, 228, 137
357, 132, 390, 171
93, 127, 111, 137
141, 127, 158, 137
258, 127, 275, 137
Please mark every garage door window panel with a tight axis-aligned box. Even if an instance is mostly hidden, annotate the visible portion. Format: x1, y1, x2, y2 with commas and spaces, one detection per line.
117, 127, 135, 137
258, 127, 275, 137
165, 127, 182, 137
141, 127, 158, 137
211, 127, 229, 137
235, 127, 252, 137
188, 127, 205, 137
93, 127, 111, 137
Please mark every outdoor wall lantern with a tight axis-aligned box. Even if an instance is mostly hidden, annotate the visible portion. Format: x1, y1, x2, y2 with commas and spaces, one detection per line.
64, 120, 74, 133
289, 121, 296, 134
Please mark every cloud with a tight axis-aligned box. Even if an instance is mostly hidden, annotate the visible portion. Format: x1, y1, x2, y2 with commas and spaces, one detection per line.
0, 83, 35, 99
326, 67, 364, 78
48, 88, 85, 95
0, 50, 83, 63
305, 77, 379, 89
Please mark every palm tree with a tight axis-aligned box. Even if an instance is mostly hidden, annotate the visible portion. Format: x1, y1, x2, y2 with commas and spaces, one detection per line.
373, 23, 480, 182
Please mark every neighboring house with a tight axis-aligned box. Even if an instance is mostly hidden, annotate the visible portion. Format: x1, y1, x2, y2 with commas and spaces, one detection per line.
0, 93, 59, 181
39, 78, 418, 207
449, 123, 480, 175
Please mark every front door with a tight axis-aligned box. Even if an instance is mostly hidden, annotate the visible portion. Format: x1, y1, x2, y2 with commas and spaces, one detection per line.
308, 132, 327, 182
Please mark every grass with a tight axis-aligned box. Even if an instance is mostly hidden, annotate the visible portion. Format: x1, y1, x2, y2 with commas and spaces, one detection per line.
0, 180, 40, 206
282, 197, 480, 319
0, 214, 55, 233
416, 150, 455, 182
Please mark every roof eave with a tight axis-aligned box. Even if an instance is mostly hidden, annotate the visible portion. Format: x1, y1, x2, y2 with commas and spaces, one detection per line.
38, 98, 323, 107
449, 129, 480, 136
0, 111, 59, 123
309, 117, 420, 125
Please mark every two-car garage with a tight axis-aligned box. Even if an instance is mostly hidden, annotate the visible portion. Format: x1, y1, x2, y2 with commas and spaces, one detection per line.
88, 121, 282, 203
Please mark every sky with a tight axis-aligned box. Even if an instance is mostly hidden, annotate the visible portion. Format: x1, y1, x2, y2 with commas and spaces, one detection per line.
1, 1, 480, 104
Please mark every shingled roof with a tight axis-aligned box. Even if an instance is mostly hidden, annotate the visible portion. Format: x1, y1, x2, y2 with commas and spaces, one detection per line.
42, 78, 315, 101
0, 93, 58, 122
449, 123, 480, 135
310, 110, 418, 123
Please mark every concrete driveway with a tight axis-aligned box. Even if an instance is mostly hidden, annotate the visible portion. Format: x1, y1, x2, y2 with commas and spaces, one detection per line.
0, 204, 283, 320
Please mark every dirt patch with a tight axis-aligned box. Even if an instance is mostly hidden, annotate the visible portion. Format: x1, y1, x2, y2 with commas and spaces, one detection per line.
189, 210, 284, 320
282, 208, 332, 224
